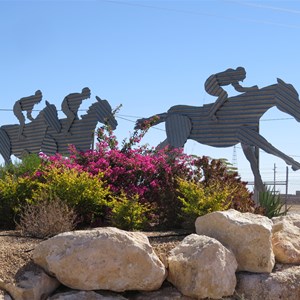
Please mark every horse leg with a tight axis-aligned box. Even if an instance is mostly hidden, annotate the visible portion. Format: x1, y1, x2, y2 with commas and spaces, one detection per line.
237, 126, 300, 171
0, 128, 11, 165
157, 139, 170, 150
240, 142, 265, 192
41, 135, 58, 156
165, 114, 192, 148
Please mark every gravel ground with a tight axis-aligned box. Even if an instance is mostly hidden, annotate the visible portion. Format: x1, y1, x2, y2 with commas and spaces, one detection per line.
1, 205, 299, 297
0, 229, 190, 297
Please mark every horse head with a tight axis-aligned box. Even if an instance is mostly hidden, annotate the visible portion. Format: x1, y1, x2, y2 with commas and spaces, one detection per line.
43, 101, 62, 133
276, 78, 300, 122
94, 96, 118, 130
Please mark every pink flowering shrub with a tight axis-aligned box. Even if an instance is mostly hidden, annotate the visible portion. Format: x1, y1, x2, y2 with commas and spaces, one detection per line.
40, 123, 193, 228
37, 121, 255, 229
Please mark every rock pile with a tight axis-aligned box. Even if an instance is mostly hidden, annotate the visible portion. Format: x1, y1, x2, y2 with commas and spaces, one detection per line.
1, 209, 300, 300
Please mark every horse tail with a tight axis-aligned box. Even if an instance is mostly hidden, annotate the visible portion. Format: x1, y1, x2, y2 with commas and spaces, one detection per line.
135, 113, 167, 130
0, 127, 11, 164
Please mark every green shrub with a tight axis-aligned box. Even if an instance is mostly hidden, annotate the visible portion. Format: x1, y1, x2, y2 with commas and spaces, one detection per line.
33, 166, 112, 227
0, 173, 39, 229
0, 153, 42, 179
110, 193, 152, 231
16, 192, 77, 238
192, 156, 257, 213
259, 187, 290, 218
177, 178, 231, 228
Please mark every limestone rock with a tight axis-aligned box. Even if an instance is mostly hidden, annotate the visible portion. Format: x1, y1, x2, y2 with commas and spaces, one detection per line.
33, 227, 167, 291
0, 268, 59, 300
167, 234, 237, 299
0, 293, 12, 300
272, 213, 300, 228
272, 218, 300, 264
130, 282, 193, 300
236, 264, 300, 300
49, 290, 128, 300
195, 209, 275, 273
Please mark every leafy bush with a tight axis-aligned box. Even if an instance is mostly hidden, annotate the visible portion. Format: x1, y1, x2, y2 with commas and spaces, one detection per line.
0, 153, 42, 179
110, 193, 153, 231
32, 165, 112, 227
0, 154, 43, 228
177, 178, 231, 228
259, 187, 290, 218
48, 128, 193, 229
191, 156, 262, 213
38, 124, 256, 229
0, 173, 39, 229
16, 192, 77, 238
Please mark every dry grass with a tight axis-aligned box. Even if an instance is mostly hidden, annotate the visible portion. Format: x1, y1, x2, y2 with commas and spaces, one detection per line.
16, 195, 77, 239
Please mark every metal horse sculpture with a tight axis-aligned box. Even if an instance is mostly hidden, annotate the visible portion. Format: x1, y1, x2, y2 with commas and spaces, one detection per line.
135, 78, 300, 192
41, 96, 118, 155
0, 101, 61, 164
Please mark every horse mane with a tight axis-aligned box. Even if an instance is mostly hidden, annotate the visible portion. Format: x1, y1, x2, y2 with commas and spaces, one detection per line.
81, 102, 98, 119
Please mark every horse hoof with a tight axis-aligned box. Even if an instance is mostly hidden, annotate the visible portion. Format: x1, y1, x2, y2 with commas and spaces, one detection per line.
292, 164, 300, 171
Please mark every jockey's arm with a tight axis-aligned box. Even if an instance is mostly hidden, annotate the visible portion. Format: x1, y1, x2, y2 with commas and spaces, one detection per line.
232, 81, 259, 92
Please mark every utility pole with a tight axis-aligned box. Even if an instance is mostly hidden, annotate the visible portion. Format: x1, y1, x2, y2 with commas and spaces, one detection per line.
285, 166, 289, 211
273, 163, 276, 193
232, 145, 237, 168
254, 124, 260, 203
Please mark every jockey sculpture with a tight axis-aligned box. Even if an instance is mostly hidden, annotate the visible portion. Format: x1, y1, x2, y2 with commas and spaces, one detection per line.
205, 67, 258, 120
61, 87, 91, 134
13, 90, 43, 139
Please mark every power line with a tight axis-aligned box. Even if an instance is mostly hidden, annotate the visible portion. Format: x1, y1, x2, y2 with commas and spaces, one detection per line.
0, 107, 297, 122
102, 0, 300, 29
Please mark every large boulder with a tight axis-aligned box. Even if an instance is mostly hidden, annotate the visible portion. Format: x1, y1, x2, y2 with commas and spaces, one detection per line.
129, 282, 193, 300
0, 268, 59, 300
273, 213, 300, 228
0, 294, 12, 300
195, 209, 275, 273
272, 216, 300, 264
33, 227, 167, 292
167, 234, 237, 299
236, 264, 300, 300
49, 291, 128, 300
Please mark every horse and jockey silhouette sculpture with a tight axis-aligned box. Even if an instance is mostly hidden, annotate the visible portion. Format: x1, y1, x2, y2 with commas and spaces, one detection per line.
1, 68, 300, 193
41, 96, 118, 156
135, 67, 300, 192
0, 100, 61, 164
0, 88, 118, 164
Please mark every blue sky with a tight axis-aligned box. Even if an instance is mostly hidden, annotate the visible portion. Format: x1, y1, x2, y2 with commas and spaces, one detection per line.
1, 0, 300, 194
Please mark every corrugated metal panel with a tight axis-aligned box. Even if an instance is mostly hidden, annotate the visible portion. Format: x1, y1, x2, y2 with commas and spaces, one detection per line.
0, 95, 117, 163
0, 128, 11, 163
165, 85, 274, 148
41, 99, 117, 156
137, 78, 300, 192
0, 102, 60, 163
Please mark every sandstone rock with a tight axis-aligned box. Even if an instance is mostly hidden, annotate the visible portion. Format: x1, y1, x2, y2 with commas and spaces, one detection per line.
130, 282, 193, 300
272, 213, 300, 228
49, 290, 128, 300
272, 218, 300, 264
195, 209, 275, 273
33, 227, 167, 291
0, 293, 12, 300
236, 264, 300, 300
0, 268, 59, 300
167, 234, 237, 299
